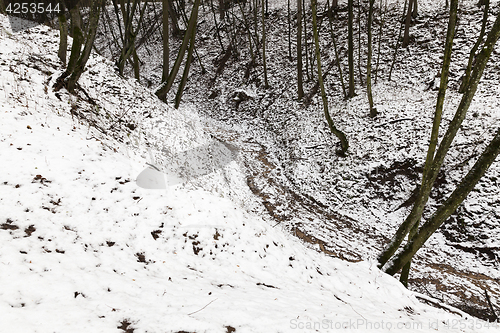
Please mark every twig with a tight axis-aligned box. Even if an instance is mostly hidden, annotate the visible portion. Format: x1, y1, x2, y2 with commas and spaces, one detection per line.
485, 290, 499, 321
188, 298, 218, 316
415, 295, 462, 316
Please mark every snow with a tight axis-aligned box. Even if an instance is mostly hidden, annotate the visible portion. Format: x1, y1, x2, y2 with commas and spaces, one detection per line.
0, 11, 499, 333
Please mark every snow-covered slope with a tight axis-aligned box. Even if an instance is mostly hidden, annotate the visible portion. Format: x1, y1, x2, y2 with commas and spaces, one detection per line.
0, 14, 497, 333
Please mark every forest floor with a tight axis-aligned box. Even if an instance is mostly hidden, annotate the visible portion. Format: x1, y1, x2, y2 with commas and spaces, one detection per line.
0, 0, 499, 330
5, 12, 499, 332
99, 0, 500, 321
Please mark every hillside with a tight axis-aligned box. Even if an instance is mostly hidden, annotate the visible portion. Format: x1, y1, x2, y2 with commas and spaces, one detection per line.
0, 4, 499, 333
91, 0, 500, 320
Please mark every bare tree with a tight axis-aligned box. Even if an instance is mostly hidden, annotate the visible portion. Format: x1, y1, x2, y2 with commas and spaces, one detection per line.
54, 0, 103, 93
113, 0, 149, 78
57, 2, 68, 66
348, 0, 355, 97
261, 0, 269, 87
403, 0, 415, 47
459, 0, 489, 93
297, 0, 304, 98
379, 1, 500, 285
162, 0, 170, 81
366, 0, 376, 117
155, 0, 200, 101
311, 0, 348, 155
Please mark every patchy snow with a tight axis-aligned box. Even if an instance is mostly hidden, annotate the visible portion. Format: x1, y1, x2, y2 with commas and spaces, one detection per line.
1, 13, 499, 333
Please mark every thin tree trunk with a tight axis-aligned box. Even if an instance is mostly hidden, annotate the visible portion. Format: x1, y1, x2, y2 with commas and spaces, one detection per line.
388, 0, 407, 81
156, 0, 200, 100
238, 0, 255, 62
366, 0, 376, 117
297, 0, 304, 98
326, 0, 346, 98
348, 0, 355, 97
311, 0, 348, 155
209, 0, 225, 51
261, 0, 269, 87
379, 0, 500, 272
303, 0, 310, 80
116, 0, 148, 75
58, 7, 68, 66
357, 0, 363, 86
174, 3, 198, 108
288, 0, 292, 60
459, 0, 489, 93
67, 0, 103, 92
385, 126, 500, 276
403, 0, 413, 47
163, 0, 170, 81
374, 0, 386, 84
66, 4, 83, 75
132, 46, 140, 81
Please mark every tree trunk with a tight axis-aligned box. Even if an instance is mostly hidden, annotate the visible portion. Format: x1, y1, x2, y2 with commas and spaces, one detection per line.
326, 0, 346, 98
303, 0, 310, 80
116, 0, 148, 76
379, 1, 500, 274
174, 1, 198, 108
162, 0, 170, 81
403, 0, 414, 47
66, 4, 84, 75
459, 0, 489, 93
385, 126, 500, 276
311, 0, 348, 155
388, 0, 407, 81
366, 0, 376, 117
287, 0, 291, 60
209, 0, 225, 51
156, 0, 200, 100
132, 47, 140, 81
357, 0, 363, 86
297, 0, 304, 98
66, 0, 103, 92
348, 0, 355, 97
58, 7, 68, 66
374, 0, 386, 84
261, 0, 269, 87
379, 0, 459, 269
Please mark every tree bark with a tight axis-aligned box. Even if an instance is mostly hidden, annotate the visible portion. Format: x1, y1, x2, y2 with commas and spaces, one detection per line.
66, 4, 83, 75
58, 5, 68, 66
297, 0, 304, 98
156, 0, 200, 100
66, 0, 103, 92
379, 2, 500, 272
311, 0, 348, 155
261, 0, 269, 88
162, 0, 170, 81
174, 1, 198, 108
326, 0, 346, 98
459, 0, 489, 93
366, 0, 376, 117
348, 0, 355, 97
403, 0, 414, 47
379, 0, 459, 269
385, 126, 500, 276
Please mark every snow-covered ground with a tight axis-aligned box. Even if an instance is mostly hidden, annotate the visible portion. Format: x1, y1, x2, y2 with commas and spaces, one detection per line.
2, 13, 499, 333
